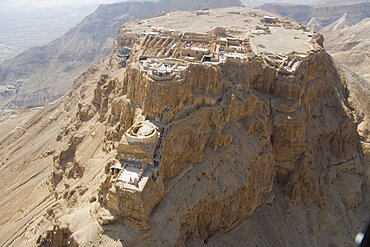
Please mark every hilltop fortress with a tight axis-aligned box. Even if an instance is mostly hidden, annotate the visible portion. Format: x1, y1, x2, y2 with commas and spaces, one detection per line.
2, 7, 366, 247
68, 8, 366, 246
93, 9, 332, 232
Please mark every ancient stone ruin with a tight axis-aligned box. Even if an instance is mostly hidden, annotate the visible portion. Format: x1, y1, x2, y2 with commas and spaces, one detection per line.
92, 10, 362, 238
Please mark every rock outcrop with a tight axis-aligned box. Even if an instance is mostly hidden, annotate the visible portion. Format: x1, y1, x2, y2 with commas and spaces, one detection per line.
0, 7, 368, 247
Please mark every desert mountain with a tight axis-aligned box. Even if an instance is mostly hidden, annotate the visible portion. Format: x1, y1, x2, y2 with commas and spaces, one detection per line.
315, 0, 370, 5
0, 0, 241, 109
0, 3, 101, 64
319, 12, 356, 31
0, 6, 369, 247
321, 18, 370, 82
260, 1, 370, 30
240, 0, 316, 7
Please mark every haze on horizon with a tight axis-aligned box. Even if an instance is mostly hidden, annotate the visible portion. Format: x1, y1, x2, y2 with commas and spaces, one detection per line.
0, 0, 124, 63
12, 0, 318, 8
0, 0, 117, 8
0, 0, 163, 9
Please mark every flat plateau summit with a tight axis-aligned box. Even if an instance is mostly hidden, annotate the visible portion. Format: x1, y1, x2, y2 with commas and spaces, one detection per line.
0, 7, 369, 247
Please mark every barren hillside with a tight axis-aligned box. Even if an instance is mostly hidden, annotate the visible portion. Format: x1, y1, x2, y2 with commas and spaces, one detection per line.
315, 0, 370, 6
260, 1, 370, 30
240, 0, 316, 7
321, 18, 370, 82
0, 2, 105, 63
0, 7, 369, 247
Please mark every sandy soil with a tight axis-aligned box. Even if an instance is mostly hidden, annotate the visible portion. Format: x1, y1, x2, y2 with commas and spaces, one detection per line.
0, 109, 40, 144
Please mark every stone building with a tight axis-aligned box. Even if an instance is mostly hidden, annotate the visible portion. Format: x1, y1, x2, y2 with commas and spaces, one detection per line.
263, 15, 278, 24
181, 46, 211, 60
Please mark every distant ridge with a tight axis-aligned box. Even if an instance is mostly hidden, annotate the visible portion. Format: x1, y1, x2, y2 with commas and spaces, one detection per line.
260, 1, 370, 28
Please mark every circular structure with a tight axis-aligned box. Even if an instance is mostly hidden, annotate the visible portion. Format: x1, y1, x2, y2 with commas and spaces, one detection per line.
136, 124, 155, 137
125, 120, 159, 144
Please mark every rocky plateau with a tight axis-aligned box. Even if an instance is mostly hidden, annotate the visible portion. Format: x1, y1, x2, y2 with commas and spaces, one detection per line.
0, 5, 369, 247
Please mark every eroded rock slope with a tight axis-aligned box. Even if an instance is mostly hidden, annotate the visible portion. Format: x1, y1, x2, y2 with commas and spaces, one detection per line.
0, 7, 369, 247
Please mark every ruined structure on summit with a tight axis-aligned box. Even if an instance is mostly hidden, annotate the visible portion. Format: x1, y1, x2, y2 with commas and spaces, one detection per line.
140, 58, 189, 81
96, 8, 335, 232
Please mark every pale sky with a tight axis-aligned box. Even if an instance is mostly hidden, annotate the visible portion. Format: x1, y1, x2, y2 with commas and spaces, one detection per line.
0, 0, 119, 8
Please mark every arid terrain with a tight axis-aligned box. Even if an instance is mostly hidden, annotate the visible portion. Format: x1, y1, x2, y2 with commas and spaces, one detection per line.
260, 0, 370, 93
0, 1, 115, 63
321, 18, 370, 82
241, 0, 316, 6
0, 0, 240, 109
260, 0, 370, 30
0, 4, 369, 246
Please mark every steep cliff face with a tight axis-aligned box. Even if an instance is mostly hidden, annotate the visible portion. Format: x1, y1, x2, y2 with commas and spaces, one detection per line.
0, 7, 368, 247
311, 2, 370, 26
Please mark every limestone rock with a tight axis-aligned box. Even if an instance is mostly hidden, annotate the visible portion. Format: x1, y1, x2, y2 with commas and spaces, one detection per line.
0, 7, 369, 247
